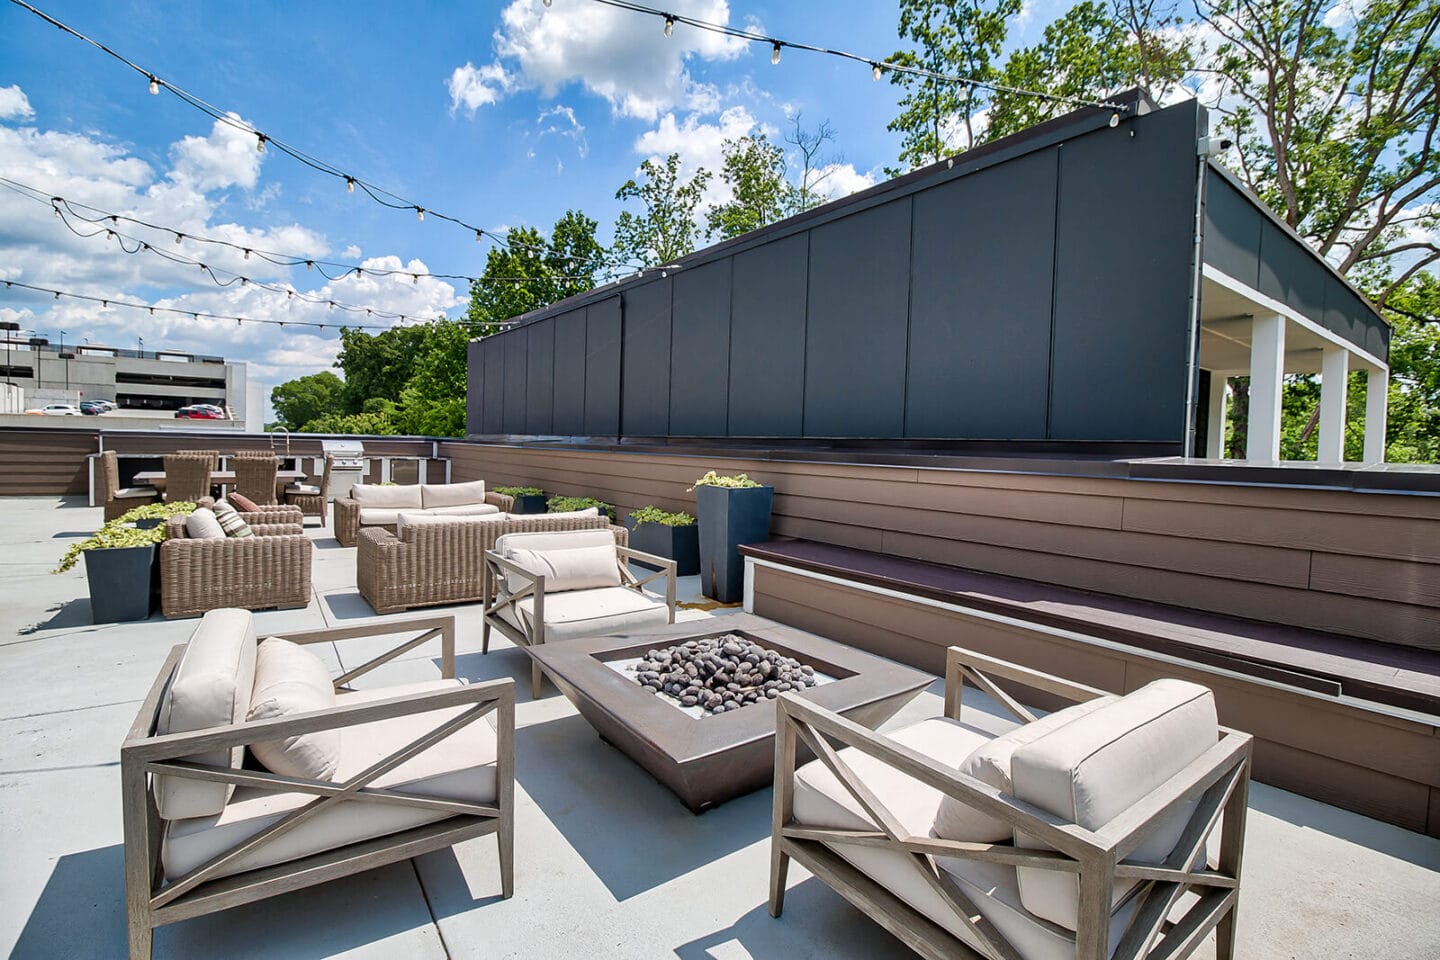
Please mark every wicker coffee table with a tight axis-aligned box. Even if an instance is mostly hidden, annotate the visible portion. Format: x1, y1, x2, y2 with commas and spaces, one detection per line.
530, 613, 932, 812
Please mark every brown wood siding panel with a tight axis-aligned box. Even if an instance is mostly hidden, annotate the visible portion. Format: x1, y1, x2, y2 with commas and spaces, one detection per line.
1309, 552, 1440, 608
1249, 738, 1430, 834
0, 429, 97, 495
1123, 498, 1440, 564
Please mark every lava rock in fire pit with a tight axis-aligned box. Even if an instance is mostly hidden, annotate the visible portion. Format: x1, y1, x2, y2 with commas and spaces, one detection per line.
629, 633, 818, 715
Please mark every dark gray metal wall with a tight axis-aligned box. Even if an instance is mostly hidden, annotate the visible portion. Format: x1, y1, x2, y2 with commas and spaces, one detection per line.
469, 100, 1219, 444
1203, 169, 1389, 359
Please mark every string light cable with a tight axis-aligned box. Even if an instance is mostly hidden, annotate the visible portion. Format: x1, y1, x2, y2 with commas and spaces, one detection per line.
584, 0, 1131, 117
0, 177, 608, 294
6, 0, 646, 273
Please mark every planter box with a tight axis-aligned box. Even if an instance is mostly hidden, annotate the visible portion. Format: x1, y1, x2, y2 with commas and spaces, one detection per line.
84, 544, 156, 623
133, 517, 164, 530
695, 484, 774, 604
624, 516, 700, 577
510, 493, 548, 515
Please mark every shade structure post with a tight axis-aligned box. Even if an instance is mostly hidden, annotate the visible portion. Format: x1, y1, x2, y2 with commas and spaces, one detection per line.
1364, 367, 1389, 463
1206, 374, 1228, 459
1317, 347, 1349, 464
1246, 314, 1285, 461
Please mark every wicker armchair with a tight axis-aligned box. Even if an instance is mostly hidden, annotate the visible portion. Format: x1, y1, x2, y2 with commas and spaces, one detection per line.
358, 513, 628, 615
98, 450, 160, 521
284, 455, 332, 525
162, 452, 218, 503
231, 453, 279, 505
159, 515, 313, 618
335, 488, 514, 547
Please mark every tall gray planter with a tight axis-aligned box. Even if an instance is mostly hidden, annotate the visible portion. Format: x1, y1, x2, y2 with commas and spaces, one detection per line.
84, 544, 156, 623
695, 484, 773, 604
624, 516, 700, 577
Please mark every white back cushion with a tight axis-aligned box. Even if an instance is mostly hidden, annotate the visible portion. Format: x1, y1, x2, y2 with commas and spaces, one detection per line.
421, 479, 486, 509
351, 483, 421, 509
247, 638, 340, 781
1011, 679, 1218, 931
507, 544, 620, 594
932, 696, 1117, 843
496, 527, 615, 556
155, 608, 257, 819
184, 507, 226, 540
539, 507, 600, 520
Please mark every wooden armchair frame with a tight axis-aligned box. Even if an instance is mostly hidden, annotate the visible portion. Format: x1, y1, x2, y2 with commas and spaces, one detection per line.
770, 646, 1252, 960
481, 543, 676, 698
122, 616, 515, 960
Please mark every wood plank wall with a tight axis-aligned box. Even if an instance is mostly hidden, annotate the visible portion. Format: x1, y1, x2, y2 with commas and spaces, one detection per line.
0, 427, 98, 496
751, 564, 1440, 838
439, 441, 1440, 651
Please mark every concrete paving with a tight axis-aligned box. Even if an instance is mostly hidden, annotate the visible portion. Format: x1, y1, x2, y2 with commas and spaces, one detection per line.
2, 496, 1438, 959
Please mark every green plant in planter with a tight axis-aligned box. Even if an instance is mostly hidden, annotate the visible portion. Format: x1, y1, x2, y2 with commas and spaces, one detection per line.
546, 495, 616, 520
629, 505, 695, 527
495, 485, 544, 497
689, 470, 761, 490
54, 501, 198, 573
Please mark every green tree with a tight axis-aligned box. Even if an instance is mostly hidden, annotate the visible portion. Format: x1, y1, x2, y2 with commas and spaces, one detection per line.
333, 324, 431, 413
466, 210, 604, 328
613, 153, 712, 267
396, 320, 470, 437
784, 114, 842, 214
707, 134, 791, 240
269, 371, 343, 430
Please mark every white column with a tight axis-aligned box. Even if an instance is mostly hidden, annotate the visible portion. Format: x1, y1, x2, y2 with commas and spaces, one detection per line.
1206, 374, 1228, 459
1364, 367, 1389, 463
1247, 314, 1285, 461
1317, 347, 1349, 464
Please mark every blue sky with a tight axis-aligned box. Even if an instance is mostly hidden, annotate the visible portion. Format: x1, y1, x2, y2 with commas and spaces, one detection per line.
0, 0, 1065, 396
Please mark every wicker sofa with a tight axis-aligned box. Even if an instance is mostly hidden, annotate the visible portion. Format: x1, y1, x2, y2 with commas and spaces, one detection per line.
357, 510, 628, 614
335, 480, 514, 546
160, 512, 313, 618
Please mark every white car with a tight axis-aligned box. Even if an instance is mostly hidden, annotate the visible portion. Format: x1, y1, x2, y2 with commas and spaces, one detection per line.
25, 403, 82, 416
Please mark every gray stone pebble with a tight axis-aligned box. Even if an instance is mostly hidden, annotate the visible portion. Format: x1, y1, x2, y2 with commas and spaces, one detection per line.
627, 632, 819, 715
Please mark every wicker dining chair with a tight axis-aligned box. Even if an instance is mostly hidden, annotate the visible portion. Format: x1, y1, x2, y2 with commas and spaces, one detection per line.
284, 455, 332, 525
98, 450, 161, 521
162, 452, 217, 503
231, 453, 280, 505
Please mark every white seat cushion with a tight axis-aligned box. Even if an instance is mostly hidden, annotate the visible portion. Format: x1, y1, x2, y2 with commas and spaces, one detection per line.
155, 609, 257, 820
513, 586, 669, 642
934, 696, 1118, 843
423, 502, 502, 517
792, 717, 1139, 960
1012, 679, 1218, 931
351, 483, 422, 509
285, 483, 321, 495
358, 507, 405, 526
396, 512, 506, 537
115, 486, 158, 499
421, 480, 486, 509
246, 638, 340, 781
162, 679, 498, 882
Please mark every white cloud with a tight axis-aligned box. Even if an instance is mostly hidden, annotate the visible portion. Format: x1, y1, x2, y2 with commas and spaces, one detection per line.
450, 0, 750, 121
169, 114, 264, 192
538, 104, 588, 158
807, 162, 876, 202
634, 106, 765, 209
0, 85, 34, 121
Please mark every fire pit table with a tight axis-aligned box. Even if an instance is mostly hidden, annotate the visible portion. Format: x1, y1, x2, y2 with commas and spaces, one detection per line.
529, 613, 933, 812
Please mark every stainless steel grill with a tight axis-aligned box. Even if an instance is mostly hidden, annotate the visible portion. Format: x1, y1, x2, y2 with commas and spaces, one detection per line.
321, 438, 366, 500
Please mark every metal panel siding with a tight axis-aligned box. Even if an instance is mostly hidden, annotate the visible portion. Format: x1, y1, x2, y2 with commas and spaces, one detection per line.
482, 337, 504, 434
502, 330, 528, 434
803, 199, 912, 437
1322, 273, 1368, 356
621, 278, 672, 436
1258, 218, 1325, 322
552, 307, 587, 434
728, 234, 808, 436
584, 297, 622, 436
906, 149, 1057, 439
466, 339, 483, 434
1049, 108, 1199, 441
525, 318, 555, 435
1202, 171, 1262, 288
669, 259, 731, 436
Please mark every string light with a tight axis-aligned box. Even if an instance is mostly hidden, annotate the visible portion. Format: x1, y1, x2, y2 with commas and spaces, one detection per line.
415, 207, 425, 222
345, 176, 355, 192
147, 74, 158, 95
872, 62, 882, 81
255, 132, 266, 153
663, 15, 673, 38
771, 40, 781, 65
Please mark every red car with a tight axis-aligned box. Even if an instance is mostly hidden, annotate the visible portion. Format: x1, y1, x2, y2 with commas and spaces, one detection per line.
174, 404, 226, 419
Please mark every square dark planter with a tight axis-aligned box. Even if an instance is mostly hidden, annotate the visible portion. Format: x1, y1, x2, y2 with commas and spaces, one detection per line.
510, 493, 548, 515
84, 544, 156, 623
695, 484, 773, 604
624, 516, 699, 576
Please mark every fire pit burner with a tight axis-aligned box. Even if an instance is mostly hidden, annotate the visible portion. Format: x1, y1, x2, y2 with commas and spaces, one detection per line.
628, 633, 819, 715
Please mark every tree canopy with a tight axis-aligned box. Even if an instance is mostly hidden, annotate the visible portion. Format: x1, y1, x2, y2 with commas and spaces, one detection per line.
270, 371, 343, 431
613, 153, 712, 266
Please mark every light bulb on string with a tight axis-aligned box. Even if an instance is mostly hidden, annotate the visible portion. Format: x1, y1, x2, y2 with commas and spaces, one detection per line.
148, 75, 160, 95
416, 207, 425, 222
345, 177, 355, 193
1109, 113, 1120, 128
771, 41, 781, 64
543, 0, 551, 6
305, 261, 313, 271
243, 249, 250, 260
475, 230, 483, 243
174, 232, 183, 245
413, 274, 419, 285
872, 62, 882, 81
255, 133, 266, 153
664, 16, 674, 38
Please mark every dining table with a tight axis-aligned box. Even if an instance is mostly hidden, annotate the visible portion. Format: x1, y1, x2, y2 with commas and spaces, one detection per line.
133, 469, 307, 496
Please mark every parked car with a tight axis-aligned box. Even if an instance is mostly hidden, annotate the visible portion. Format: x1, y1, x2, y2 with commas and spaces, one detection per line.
79, 400, 110, 415
25, 403, 82, 416
174, 405, 226, 419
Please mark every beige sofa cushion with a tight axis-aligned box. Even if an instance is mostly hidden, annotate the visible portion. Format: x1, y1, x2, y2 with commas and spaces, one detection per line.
792, 716, 1141, 960
1012, 679, 1218, 931
184, 507, 226, 540
155, 609, 258, 820
509, 543, 620, 594
496, 528, 618, 594
540, 507, 600, 519
421, 480, 486, 509
246, 638, 340, 781
395, 512, 505, 538
424, 502, 502, 517
351, 483, 422, 510
509, 586, 669, 642
163, 679, 498, 881
933, 696, 1118, 843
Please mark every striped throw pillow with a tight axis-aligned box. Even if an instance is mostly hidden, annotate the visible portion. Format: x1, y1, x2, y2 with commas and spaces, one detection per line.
212, 500, 255, 538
